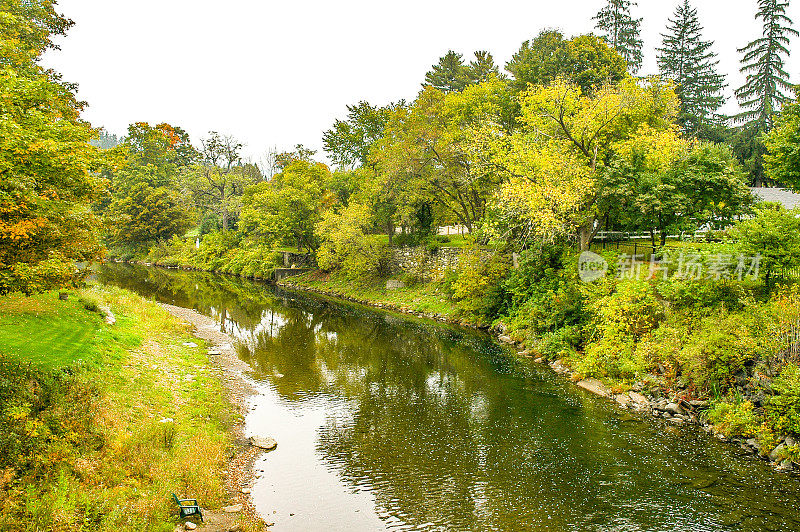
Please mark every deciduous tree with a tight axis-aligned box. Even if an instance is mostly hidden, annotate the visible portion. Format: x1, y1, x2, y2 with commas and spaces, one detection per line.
0, 1, 103, 295
729, 203, 800, 284
125, 122, 198, 169
105, 168, 192, 245
505, 31, 627, 94
240, 160, 331, 252
764, 94, 800, 188
600, 128, 751, 244
192, 132, 259, 232
316, 202, 391, 278
487, 78, 679, 249
372, 81, 509, 234
322, 101, 397, 169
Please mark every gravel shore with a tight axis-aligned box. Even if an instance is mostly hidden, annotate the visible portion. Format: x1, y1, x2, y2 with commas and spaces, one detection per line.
160, 303, 268, 531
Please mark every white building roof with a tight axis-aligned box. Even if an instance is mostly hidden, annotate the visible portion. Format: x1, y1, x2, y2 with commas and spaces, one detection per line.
750, 187, 800, 210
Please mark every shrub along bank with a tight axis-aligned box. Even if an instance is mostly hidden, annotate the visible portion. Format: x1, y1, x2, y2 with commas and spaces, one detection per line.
110, 233, 289, 281
0, 286, 248, 530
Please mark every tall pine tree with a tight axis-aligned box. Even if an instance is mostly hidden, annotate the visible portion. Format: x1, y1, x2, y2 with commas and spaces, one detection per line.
657, 0, 726, 137
735, 0, 798, 185
594, 0, 643, 73
424, 51, 469, 92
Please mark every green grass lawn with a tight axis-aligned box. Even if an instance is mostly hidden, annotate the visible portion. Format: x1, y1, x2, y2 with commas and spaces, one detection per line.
372, 233, 477, 248
0, 291, 106, 369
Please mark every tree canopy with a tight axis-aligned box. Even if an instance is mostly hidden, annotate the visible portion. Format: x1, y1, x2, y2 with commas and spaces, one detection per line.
322, 101, 397, 169
424, 50, 503, 93
505, 30, 627, 94
764, 94, 800, 189
240, 159, 332, 252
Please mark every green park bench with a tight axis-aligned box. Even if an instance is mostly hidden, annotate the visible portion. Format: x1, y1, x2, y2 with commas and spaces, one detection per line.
172, 493, 203, 522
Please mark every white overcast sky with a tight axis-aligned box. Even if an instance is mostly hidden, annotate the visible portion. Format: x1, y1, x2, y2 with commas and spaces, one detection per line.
44, 0, 800, 162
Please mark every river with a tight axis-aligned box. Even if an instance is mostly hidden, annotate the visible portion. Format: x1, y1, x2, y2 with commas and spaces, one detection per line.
98, 264, 800, 532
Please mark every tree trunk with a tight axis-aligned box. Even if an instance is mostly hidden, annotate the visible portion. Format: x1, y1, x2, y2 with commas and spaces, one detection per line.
578, 221, 595, 252
387, 219, 394, 246
220, 186, 229, 232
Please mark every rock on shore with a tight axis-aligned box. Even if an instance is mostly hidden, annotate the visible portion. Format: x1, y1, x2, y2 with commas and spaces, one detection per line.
250, 436, 277, 451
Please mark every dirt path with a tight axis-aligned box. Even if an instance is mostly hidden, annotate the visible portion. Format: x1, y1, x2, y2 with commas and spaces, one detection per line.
159, 303, 270, 532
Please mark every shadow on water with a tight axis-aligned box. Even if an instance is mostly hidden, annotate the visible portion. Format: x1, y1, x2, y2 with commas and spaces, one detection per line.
99, 263, 800, 531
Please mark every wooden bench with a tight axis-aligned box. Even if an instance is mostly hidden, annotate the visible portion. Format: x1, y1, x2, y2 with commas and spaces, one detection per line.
172, 493, 203, 522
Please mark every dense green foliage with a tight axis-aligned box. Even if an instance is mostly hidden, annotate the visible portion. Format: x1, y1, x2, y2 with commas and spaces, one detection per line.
763, 94, 800, 188
423, 50, 503, 93
728, 203, 800, 283
322, 101, 397, 169
505, 30, 627, 94
316, 203, 393, 279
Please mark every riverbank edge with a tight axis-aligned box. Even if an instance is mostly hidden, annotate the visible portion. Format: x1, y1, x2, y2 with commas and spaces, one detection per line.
157, 303, 273, 531
276, 273, 800, 475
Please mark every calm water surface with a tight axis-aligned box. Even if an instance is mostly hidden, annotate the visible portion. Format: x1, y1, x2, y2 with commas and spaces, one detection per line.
99, 264, 800, 532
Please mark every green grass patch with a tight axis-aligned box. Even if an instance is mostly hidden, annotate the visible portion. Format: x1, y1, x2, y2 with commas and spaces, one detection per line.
0, 292, 106, 369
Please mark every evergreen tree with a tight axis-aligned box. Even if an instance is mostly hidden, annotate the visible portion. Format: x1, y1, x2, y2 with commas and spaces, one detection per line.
424, 51, 469, 92
466, 51, 502, 84
593, 0, 643, 73
657, 0, 726, 137
735, 0, 798, 185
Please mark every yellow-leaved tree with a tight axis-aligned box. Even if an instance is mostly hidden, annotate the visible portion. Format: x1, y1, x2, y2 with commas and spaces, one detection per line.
370, 78, 513, 235
485, 76, 680, 249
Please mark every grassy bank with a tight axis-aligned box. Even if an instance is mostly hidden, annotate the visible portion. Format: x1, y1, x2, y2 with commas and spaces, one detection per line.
0, 286, 241, 530
281, 270, 462, 322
